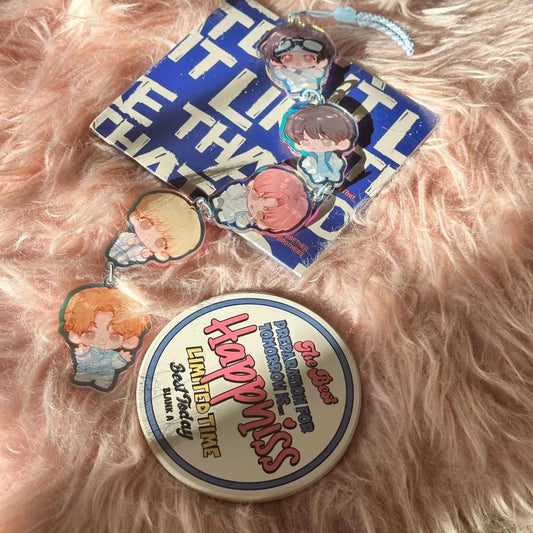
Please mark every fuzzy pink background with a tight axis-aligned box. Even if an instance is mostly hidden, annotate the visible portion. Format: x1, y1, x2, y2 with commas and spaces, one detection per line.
1, 0, 533, 531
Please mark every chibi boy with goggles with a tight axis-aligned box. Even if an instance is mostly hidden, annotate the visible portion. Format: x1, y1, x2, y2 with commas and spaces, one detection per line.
258, 25, 335, 96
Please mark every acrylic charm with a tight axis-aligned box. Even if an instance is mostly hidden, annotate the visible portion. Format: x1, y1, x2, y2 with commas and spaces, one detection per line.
198, 165, 313, 235
282, 103, 359, 191
106, 191, 205, 268
59, 285, 151, 392
257, 23, 335, 98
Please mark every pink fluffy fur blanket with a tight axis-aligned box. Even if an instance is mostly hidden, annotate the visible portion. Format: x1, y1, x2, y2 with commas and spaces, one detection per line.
1, 0, 532, 531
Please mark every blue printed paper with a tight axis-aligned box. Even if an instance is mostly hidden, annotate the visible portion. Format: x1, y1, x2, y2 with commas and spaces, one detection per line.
91, 0, 438, 276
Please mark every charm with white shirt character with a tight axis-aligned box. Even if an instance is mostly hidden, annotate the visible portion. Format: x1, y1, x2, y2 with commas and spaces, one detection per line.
59, 285, 150, 392
199, 165, 313, 236
282, 104, 358, 192
257, 24, 335, 98
106, 191, 205, 268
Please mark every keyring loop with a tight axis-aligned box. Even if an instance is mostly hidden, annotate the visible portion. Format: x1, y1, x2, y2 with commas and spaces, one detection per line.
195, 197, 214, 218
103, 261, 115, 287
300, 88, 325, 105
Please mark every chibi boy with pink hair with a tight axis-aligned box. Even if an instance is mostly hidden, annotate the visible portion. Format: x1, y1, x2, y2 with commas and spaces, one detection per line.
258, 25, 336, 96
209, 166, 311, 235
60, 286, 150, 392
282, 104, 358, 190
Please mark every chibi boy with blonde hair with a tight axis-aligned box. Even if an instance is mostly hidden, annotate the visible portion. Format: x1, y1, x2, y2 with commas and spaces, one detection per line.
107, 191, 204, 267
60, 286, 150, 391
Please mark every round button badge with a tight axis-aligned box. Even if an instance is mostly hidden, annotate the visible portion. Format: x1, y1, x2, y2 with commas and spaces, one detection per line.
137, 293, 361, 502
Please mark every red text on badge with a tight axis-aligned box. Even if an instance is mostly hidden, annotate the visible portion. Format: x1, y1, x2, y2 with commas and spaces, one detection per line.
295, 340, 339, 405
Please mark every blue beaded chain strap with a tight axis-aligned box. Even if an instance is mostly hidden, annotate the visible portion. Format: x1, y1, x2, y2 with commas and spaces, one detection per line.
288, 8, 414, 56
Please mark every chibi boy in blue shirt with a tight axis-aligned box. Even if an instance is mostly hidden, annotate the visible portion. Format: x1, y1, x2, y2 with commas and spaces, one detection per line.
60, 286, 150, 391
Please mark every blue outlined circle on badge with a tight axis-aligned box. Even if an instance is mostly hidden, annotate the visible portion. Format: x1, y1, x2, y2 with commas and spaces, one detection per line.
136, 293, 361, 502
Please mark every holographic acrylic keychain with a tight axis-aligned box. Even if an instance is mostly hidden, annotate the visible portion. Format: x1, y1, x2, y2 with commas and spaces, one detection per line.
59, 8, 413, 392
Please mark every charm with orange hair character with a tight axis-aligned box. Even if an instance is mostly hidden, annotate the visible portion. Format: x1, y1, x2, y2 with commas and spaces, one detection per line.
59, 285, 150, 392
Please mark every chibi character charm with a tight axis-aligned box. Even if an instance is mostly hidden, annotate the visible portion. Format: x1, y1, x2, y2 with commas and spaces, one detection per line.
106, 191, 205, 267
208, 166, 312, 235
282, 104, 358, 190
257, 24, 335, 97
60, 285, 150, 392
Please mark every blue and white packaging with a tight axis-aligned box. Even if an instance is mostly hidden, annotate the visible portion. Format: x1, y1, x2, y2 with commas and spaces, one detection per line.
91, 0, 438, 275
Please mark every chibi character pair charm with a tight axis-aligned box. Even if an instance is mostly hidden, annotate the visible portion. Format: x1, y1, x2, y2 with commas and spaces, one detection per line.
257, 22, 359, 205
195, 22, 358, 236
59, 21, 359, 392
